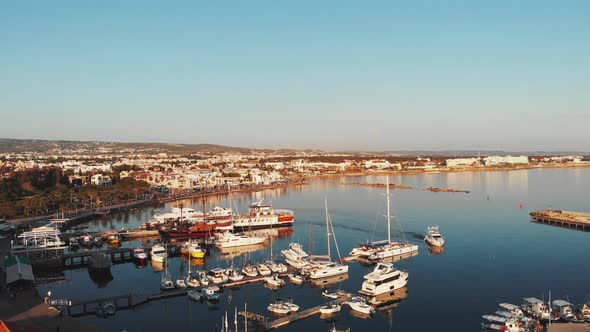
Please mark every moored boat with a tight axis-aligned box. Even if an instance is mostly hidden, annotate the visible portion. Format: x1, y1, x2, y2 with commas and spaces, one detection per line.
257, 263, 272, 276
358, 262, 408, 297
264, 274, 285, 287
150, 245, 167, 263
133, 247, 147, 261
215, 231, 266, 249
230, 198, 295, 231
319, 302, 342, 315
207, 268, 229, 284
347, 296, 375, 315
322, 289, 338, 300
288, 273, 304, 284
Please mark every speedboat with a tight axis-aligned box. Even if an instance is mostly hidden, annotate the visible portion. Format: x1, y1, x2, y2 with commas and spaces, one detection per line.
175, 278, 188, 288
288, 273, 304, 284
201, 287, 220, 301
424, 226, 445, 247
242, 265, 258, 277
268, 301, 291, 315
265, 274, 285, 287
359, 262, 408, 296
150, 245, 167, 263
187, 290, 203, 301
347, 296, 375, 315
225, 267, 244, 281
319, 302, 341, 315
257, 263, 272, 276
207, 268, 229, 284
133, 248, 147, 261
322, 290, 338, 300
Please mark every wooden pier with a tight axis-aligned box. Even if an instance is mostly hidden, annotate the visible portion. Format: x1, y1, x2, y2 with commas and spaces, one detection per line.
530, 210, 590, 231
240, 291, 351, 331
67, 293, 133, 317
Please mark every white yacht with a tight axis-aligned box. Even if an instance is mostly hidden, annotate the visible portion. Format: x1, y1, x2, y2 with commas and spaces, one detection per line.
150, 245, 167, 263
351, 177, 418, 262
424, 226, 445, 247
358, 262, 408, 296
215, 231, 266, 248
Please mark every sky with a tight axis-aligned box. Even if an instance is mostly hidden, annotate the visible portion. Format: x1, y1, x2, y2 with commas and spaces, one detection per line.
0, 1, 589, 151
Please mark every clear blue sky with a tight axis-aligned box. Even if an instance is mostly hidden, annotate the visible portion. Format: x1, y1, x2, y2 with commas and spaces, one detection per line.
1, 1, 588, 151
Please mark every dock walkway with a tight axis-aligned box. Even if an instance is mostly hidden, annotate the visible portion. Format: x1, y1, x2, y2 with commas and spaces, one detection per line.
530, 210, 590, 231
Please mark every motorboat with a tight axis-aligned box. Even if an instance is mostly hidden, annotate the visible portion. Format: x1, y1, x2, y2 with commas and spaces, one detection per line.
242, 264, 258, 277
283, 298, 300, 312
424, 226, 445, 247
69, 237, 80, 249
225, 267, 244, 282
288, 273, 304, 284
284, 257, 310, 269
498, 303, 524, 318
522, 297, 551, 321
359, 262, 408, 297
197, 271, 210, 286
264, 274, 285, 287
185, 273, 200, 288
347, 296, 375, 315
187, 290, 203, 301
322, 290, 338, 300
201, 287, 220, 301
207, 268, 229, 284
319, 302, 342, 315
268, 301, 291, 315
152, 207, 204, 224
188, 242, 206, 259
215, 231, 266, 249
150, 245, 167, 263
265, 260, 288, 273
175, 278, 188, 288
552, 300, 575, 322
257, 263, 272, 276
133, 248, 147, 261
281, 243, 309, 261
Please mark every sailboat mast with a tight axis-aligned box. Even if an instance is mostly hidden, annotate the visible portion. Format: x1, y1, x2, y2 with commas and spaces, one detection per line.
386, 176, 391, 244
325, 198, 331, 259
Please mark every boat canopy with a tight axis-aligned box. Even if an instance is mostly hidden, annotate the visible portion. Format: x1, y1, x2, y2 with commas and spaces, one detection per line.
523, 297, 543, 304
499, 303, 520, 310
553, 300, 573, 307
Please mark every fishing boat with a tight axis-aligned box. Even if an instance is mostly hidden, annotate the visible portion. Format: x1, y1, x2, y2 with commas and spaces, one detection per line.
424, 226, 445, 247
133, 248, 147, 261
304, 200, 349, 279
322, 290, 338, 299
319, 302, 342, 315
552, 300, 575, 322
264, 274, 285, 287
201, 286, 220, 301
267, 301, 291, 315
481, 317, 526, 332
215, 231, 266, 249
150, 245, 167, 263
288, 273, 304, 284
207, 268, 229, 284
522, 297, 551, 321
347, 296, 375, 315
498, 303, 524, 318
187, 290, 203, 301
257, 263, 272, 276
230, 198, 295, 231
577, 303, 590, 322
359, 262, 408, 297
353, 178, 418, 262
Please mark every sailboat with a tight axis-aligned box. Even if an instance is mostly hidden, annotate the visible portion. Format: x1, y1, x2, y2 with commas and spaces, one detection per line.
349, 177, 418, 262
303, 199, 349, 279
160, 244, 174, 291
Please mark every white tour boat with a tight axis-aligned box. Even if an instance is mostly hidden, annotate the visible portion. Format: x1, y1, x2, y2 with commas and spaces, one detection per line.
359, 262, 409, 297
424, 226, 445, 247
230, 198, 295, 230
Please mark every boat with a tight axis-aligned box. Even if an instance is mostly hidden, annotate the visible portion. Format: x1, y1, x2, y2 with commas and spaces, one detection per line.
133, 248, 147, 261
152, 207, 204, 224
187, 290, 203, 301
347, 296, 375, 315
150, 245, 167, 263
106, 232, 121, 245
225, 266, 244, 282
498, 303, 524, 318
175, 278, 188, 288
359, 262, 408, 297
267, 301, 291, 315
264, 274, 285, 287
94, 236, 104, 247
230, 198, 295, 231
354, 177, 418, 262
322, 290, 338, 299
207, 268, 229, 284
160, 247, 174, 291
80, 234, 94, 247
242, 264, 258, 277
215, 231, 266, 249
522, 297, 551, 321
257, 263, 272, 276
185, 273, 200, 288
552, 300, 575, 322
304, 200, 349, 279
288, 273, 304, 284
283, 298, 300, 312
319, 302, 342, 315
188, 242, 206, 258
424, 226, 445, 247
201, 287, 220, 301
158, 219, 233, 238
481, 317, 526, 332
68, 237, 79, 249
576, 303, 590, 322
281, 243, 309, 260
197, 271, 210, 286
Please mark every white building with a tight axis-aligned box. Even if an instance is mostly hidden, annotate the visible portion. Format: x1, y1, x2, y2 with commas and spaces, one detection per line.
90, 174, 112, 186
483, 155, 529, 166
445, 158, 481, 168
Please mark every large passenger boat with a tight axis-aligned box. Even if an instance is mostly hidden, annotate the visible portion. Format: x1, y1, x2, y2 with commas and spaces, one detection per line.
158, 219, 233, 238
229, 199, 294, 230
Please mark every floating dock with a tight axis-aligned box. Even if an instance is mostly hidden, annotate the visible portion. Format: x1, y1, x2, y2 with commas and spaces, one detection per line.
530, 209, 590, 231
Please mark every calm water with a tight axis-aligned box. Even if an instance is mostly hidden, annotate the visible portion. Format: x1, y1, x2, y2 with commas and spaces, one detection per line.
37, 168, 590, 332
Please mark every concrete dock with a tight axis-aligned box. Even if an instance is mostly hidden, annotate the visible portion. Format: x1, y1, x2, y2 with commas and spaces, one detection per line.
530, 210, 590, 231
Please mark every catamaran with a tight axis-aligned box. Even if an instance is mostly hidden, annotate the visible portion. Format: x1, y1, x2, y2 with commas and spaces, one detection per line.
348, 177, 418, 262
358, 262, 409, 297
303, 199, 349, 280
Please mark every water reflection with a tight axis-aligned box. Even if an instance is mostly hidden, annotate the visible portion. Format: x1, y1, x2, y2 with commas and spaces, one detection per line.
369, 286, 408, 309
151, 260, 164, 272
427, 243, 445, 256
310, 273, 349, 288
88, 268, 113, 288
218, 244, 267, 260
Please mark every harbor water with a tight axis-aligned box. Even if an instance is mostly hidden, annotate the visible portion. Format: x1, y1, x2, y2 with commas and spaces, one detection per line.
36, 168, 590, 331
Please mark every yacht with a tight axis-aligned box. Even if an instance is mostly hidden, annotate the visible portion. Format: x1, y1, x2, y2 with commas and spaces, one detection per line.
281, 243, 309, 260
424, 226, 445, 247
133, 248, 147, 262
152, 207, 204, 224
215, 231, 266, 249
359, 262, 408, 297
150, 245, 167, 263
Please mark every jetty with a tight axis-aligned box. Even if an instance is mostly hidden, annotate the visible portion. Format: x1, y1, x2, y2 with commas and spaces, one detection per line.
240, 291, 352, 331
530, 209, 590, 231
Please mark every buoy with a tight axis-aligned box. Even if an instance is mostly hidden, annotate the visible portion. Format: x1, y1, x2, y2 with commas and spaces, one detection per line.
519, 201, 523, 209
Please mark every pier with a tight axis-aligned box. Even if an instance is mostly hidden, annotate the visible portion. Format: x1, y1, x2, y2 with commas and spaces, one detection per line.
530, 210, 590, 231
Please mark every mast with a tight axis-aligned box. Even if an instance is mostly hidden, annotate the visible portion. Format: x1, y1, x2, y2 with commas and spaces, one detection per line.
325, 198, 331, 259
386, 177, 391, 244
